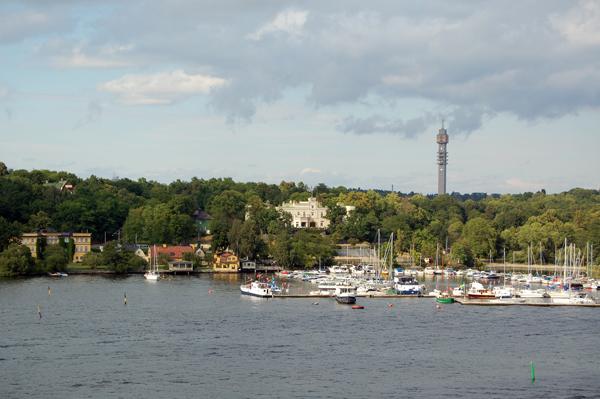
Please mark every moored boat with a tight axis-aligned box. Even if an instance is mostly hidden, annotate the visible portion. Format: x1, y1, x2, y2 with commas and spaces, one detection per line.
394, 276, 424, 295
48, 272, 68, 277
144, 244, 160, 281
467, 282, 495, 299
335, 286, 357, 304
517, 288, 548, 298
240, 281, 273, 298
435, 291, 455, 304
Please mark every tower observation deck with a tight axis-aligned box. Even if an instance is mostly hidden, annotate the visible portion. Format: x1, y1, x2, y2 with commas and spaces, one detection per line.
436, 124, 448, 195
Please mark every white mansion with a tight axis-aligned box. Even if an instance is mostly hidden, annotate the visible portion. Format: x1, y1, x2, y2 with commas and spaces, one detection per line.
278, 197, 330, 229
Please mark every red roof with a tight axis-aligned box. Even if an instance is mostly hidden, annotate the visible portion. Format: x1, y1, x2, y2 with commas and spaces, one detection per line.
150, 245, 194, 260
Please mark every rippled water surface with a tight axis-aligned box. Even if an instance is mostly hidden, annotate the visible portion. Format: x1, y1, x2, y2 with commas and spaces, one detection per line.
1, 275, 600, 399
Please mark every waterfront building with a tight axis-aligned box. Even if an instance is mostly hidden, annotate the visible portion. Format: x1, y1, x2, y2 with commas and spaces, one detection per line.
278, 197, 330, 229
213, 251, 240, 272
72, 233, 92, 262
436, 123, 449, 195
149, 245, 195, 263
20, 231, 91, 262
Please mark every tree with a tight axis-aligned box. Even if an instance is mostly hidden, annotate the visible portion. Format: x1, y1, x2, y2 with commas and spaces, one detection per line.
0, 161, 8, 176
450, 240, 474, 267
227, 219, 243, 255
271, 230, 292, 268
43, 245, 69, 272
27, 211, 52, 231
81, 251, 103, 269
239, 219, 267, 260
0, 244, 35, 276
0, 216, 19, 251
100, 241, 146, 273
462, 217, 497, 259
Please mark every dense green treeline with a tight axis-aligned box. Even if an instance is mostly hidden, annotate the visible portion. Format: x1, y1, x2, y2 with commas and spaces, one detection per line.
0, 161, 599, 275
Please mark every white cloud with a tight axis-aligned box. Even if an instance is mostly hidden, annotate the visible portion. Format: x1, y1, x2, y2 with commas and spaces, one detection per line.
51, 44, 133, 68
247, 9, 308, 41
551, 0, 600, 46
300, 167, 321, 175
99, 70, 228, 105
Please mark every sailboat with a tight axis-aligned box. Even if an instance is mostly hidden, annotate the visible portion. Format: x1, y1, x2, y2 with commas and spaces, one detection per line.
144, 245, 160, 281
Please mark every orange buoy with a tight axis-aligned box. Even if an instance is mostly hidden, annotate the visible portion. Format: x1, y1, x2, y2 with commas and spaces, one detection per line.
352, 305, 365, 310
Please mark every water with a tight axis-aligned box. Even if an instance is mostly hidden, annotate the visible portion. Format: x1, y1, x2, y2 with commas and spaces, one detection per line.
1, 275, 600, 399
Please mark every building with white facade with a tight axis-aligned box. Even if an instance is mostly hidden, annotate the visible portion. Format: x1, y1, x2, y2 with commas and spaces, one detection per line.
278, 197, 330, 229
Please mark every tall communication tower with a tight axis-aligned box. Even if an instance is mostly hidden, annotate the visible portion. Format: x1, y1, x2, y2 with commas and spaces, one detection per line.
436, 122, 448, 195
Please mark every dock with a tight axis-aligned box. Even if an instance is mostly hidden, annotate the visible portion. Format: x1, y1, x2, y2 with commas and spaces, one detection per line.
271, 294, 600, 307
273, 294, 435, 299
454, 298, 600, 307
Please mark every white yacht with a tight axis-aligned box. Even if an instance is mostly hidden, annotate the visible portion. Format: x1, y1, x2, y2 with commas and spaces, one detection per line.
334, 286, 357, 304
144, 245, 160, 281
493, 286, 514, 299
240, 281, 273, 298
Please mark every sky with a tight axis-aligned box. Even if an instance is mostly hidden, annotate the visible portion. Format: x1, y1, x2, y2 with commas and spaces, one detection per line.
0, 0, 599, 194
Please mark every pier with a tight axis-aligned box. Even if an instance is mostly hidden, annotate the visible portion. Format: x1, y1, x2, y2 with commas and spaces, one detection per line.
271, 294, 600, 307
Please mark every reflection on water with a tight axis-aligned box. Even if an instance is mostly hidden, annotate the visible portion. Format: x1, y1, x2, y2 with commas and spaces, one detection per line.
1, 275, 599, 399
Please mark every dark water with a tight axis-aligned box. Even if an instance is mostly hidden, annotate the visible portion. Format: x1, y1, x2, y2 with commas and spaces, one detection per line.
1, 275, 600, 399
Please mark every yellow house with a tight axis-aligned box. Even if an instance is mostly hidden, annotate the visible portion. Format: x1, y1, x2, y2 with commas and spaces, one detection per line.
21, 233, 40, 256
213, 251, 240, 273
72, 233, 92, 262
20, 231, 92, 262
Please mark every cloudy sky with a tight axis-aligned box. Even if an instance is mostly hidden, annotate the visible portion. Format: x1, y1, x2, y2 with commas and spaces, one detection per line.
1, 0, 599, 194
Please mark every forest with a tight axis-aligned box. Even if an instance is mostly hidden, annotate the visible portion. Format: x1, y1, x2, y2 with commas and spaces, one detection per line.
0, 161, 598, 276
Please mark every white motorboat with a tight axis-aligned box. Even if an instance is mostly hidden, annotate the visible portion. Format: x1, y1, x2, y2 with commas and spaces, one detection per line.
394, 276, 424, 295
48, 272, 68, 277
467, 282, 495, 299
334, 286, 357, 304
452, 286, 464, 297
240, 281, 273, 298
494, 286, 514, 298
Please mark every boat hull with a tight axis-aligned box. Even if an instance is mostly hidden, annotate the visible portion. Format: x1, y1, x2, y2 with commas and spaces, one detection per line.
240, 286, 272, 298
144, 272, 159, 281
436, 297, 455, 304
396, 289, 421, 295
467, 293, 496, 299
335, 295, 356, 305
